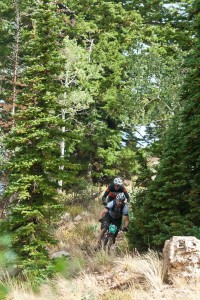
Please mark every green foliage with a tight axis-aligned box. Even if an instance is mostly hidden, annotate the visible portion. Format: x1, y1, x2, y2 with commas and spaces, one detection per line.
59, 0, 143, 182
0, 0, 70, 279
129, 0, 200, 250
126, 46, 187, 126
0, 234, 16, 298
0, 282, 9, 300
53, 256, 85, 279
66, 205, 83, 218
0, 0, 197, 281
0, 234, 17, 276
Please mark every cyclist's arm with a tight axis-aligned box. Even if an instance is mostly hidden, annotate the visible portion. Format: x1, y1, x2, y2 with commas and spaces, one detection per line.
99, 207, 109, 219
123, 190, 130, 203
99, 201, 113, 219
102, 188, 109, 203
122, 205, 129, 228
123, 215, 129, 228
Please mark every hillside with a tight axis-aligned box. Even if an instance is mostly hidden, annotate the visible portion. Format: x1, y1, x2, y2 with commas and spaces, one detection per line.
4, 193, 200, 300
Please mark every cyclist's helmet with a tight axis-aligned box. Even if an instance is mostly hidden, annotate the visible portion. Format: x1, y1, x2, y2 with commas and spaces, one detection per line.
116, 193, 126, 202
114, 177, 122, 185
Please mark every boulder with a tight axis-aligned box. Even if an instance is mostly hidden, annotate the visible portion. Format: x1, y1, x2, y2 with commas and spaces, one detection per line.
51, 250, 71, 259
74, 214, 82, 222
61, 212, 71, 222
163, 236, 200, 281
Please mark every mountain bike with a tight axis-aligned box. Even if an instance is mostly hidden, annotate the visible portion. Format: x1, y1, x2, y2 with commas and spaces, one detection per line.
99, 221, 119, 252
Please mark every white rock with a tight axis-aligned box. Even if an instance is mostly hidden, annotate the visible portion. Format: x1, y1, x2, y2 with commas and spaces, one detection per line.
61, 212, 71, 222
51, 250, 70, 259
74, 214, 82, 222
163, 236, 200, 281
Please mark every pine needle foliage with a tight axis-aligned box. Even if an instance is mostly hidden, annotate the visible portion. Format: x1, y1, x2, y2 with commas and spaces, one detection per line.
0, 0, 67, 277
129, 0, 200, 250
130, 1, 200, 249
62, 0, 143, 181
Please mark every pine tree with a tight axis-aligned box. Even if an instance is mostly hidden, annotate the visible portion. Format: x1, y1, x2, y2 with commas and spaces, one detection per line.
63, 0, 143, 181
1, 0, 67, 276
129, 0, 200, 250
179, 0, 200, 229
0, 0, 21, 130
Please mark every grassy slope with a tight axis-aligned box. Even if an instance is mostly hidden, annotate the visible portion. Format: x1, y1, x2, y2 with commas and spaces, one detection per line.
4, 192, 200, 299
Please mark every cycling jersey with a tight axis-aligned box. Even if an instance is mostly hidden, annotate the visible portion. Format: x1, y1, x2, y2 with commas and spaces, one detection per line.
102, 184, 130, 203
106, 200, 128, 219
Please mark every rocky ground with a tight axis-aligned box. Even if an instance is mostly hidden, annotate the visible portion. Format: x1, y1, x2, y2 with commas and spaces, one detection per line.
46, 201, 200, 300
6, 193, 200, 300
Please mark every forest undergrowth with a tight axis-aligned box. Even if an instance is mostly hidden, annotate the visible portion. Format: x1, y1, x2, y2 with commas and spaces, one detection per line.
2, 190, 200, 300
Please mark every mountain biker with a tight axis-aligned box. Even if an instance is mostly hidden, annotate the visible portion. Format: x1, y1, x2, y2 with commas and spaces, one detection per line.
102, 177, 130, 206
97, 193, 129, 247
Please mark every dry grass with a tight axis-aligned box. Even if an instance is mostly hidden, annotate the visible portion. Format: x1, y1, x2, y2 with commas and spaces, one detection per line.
4, 251, 200, 300
5, 273, 105, 300
65, 205, 84, 219
116, 250, 164, 290
4, 196, 200, 299
54, 221, 98, 253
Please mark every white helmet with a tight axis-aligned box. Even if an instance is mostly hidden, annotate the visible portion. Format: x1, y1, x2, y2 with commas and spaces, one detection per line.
114, 177, 122, 185
116, 193, 126, 202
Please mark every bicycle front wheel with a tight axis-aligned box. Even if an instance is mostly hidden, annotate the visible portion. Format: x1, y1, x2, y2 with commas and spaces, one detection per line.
101, 234, 108, 249
105, 236, 114, 252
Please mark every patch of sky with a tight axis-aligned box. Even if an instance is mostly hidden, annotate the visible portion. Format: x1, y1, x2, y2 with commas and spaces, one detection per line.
134, 125, 149, 148
121, 125, 155, 148
0, 181, 5, 195
163, 2, 190, 17
134, 124, 159, 148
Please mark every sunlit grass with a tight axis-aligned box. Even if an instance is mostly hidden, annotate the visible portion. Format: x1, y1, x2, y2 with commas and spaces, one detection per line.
4, 251, 200, 300
65, 205, 84, 219
4, 193, 200, 300
117, 250, 164, 290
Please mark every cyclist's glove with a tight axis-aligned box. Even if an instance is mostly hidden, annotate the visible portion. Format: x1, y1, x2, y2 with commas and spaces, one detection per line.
102, 201, 107, 206
99, 218, 103, 223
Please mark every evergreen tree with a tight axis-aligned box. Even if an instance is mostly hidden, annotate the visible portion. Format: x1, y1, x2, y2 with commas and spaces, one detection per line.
129, 0, 200, 250
0, 0, 21, 130
62, 0, 195, 189
124, 0, 194, 148
1, 0, 194, 187
179, 0, 200, 229
60, 0, 143, 182
0, 0, 68, 276
122, 0, 194, 161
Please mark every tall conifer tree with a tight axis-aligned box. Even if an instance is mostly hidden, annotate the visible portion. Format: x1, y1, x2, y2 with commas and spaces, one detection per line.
61, 0, 143, 181
1, 0, 67, 275
129, 0, 200, 250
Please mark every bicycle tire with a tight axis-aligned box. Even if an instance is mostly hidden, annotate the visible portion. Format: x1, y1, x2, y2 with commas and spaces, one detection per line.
100, 233, 108, 249
100, 229, 115, 252
106, 236, 114, 252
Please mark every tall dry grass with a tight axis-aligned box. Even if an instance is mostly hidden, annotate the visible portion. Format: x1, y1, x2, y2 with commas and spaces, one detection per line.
4, 194, 200, 299
6, 252, 200, 300
116, 250, 164, 290
4, 250, 200, 300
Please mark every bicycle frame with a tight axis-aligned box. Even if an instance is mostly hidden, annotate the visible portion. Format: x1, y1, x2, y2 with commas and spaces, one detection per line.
100, 222, 119, 252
